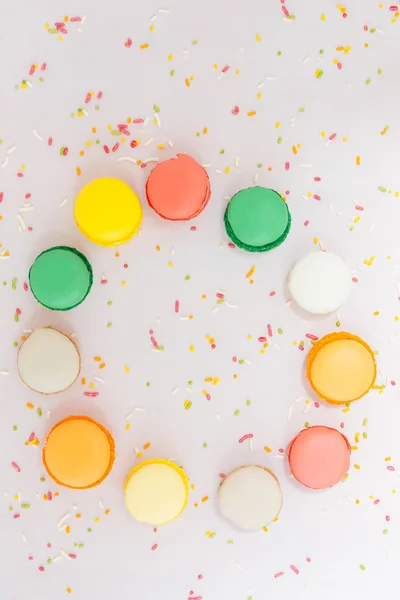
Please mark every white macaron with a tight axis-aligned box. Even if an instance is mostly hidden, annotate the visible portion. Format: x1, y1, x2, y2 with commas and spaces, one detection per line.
18, 327, 81, 394
218, 465, 282, 531
288, 251, 351, 314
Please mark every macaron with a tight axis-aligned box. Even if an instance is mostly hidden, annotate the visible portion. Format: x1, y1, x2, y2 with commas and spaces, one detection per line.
42, 416, 115, 489
29, 246, 93, 311
124, 459, 189, 525
224, 186, 291, 252
17, 327, 80, 394
218, 465, 282, 530
146, 153, 210, 220
288, 426, 351, 489
288, 251, 351, 314
74, 178, 142, 246
307, 332, 376, 405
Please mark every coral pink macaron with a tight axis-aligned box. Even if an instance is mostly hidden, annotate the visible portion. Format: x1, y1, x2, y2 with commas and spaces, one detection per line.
146, 153, 210, 221
288, 426, 351, 490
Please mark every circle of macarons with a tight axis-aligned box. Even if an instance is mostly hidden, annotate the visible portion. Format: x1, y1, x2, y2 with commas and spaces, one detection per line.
42, 416, 115, 489
288, 251, 351, 314
74, 177, 142, 246
124, 459, 189, 525
17, 327, 81, 394
29, 246, 93, 311
288, 426, 351, 489
224, 186, 291, 252
307, 331, 376, 405
146, 153, 211, 220
218, 465, 282, 530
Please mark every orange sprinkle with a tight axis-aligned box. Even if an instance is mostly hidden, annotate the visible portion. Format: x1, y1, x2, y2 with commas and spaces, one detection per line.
94, 356, 101, 361
79, 151, 84, 156
66, 588, 72, 594
246, 265, 256, 278
81, 377, 86, 385
43, 494, 48, 500
55, 492, 59, 497
247, 111, 256, 117
143, 442, 151, 450
264, 446, 272, 453
105, 509, 110, 515
185, 78, 190, 87
202, 496, 209, 503
92, 127, 96, 133
76, 513, 81, 519
26, 403, 34, 409
76, 167, 81, 176
385, 457, 391, 461
99, 363, 106, 369
203, 127, 208, 134
66, 525, 71, 534
137, 451, 143, 459
292, 146, 297, 155
354, 464, 361, 470
140, 43, 149, 49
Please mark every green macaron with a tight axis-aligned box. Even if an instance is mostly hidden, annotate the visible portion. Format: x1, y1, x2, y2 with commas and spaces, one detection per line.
224, 186, 291, 252
29, 246, 93, 311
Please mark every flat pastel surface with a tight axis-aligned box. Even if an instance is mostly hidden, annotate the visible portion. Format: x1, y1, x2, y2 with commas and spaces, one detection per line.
289, 426, 351, 490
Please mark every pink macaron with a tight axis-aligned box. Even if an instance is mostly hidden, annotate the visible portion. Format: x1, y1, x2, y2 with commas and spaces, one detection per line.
288, 425, 351, 490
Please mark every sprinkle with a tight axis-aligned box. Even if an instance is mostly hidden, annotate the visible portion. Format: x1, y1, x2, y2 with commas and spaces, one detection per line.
290, 565, 299, 574
359, 564, 366, 571
57, 514, 71, 529
274, 572, 284, 578
151, 544, 158, 551
12, 462, 21, 472
239, 433, 253, 443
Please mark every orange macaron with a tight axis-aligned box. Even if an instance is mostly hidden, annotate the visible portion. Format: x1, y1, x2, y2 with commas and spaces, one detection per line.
42, 416, 115, 489
307, 332, 376, 405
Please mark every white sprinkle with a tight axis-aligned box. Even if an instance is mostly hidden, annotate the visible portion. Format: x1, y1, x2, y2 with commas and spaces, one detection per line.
185, 387, 193, 394
376, 28, 384, 34
180, 316, 189, 320
58, 524, 67, 532
18, 491, 21, 503
211, 307, 220, 313
183, 50, 189, 57
144, 117, 150, 127
83, 109, 89, 117
22, 534, 27, 543
303, 402, 312, 414
217, 72, 224, 80
248, 437, 253, 451
201, 164, 211, 168
244, 360, 252, 365
287, 406, 292, 420
216, 414, 221, 420
158, 7, 170, 13
168, 140, 174, 147
117, 156, 136, 163
172, 388, 180, 395
235, 562, 242, 571
234, 156, 239, 168
154, 113, 161, 127
286, 299, 292, 306
273, 343, 281, 351
33, 129, 43, 141
17, 214, 26, 230
294, 396, 303, 403
47, 410, 51, 419
324, 140, 331, 148
134, 407, 146, 412
317, 55, 325, 63
144, 157, 159, 163
59, 197, 68, 207
0, 370, 9, 375
265, 76, 277, 81
6, 146, 16, 155
225, 302, 238, 308
52, 555, 62, 563
300, 164, 312, 168
0, 254, 10, 260
19, 206, 34, 212
145, 137, 154, 146
254, 174, 259, 183
26, 81, 33, 88
150, 14, 157, 21
57, 513, 70, 528
302, 56, 311, 63
60, 550, 71, 560
134, 446, 140, 456
1, 156, 9, 168
215, 169, 223, 174
126, 412, 134, 420
99, 499, 104, 509
275, 455, 284, 460
347, 82, 352, 89
81, 14, 87, 24
94, 376, 104, 383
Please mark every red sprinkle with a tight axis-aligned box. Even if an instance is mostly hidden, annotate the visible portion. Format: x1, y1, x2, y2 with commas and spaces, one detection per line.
153, 528, 157, 532
151, 544, 158, 551
70, 16, 81, 22
85, 93, 91, 103
133, 118, 144, 124
130, 140, 138, 148
285, 161, 290, 170
389, 5, 399, 10
337, 62, 342, 70
391, 381, 396, 386
63, 147, 68, 156
314, 177, 321, 182
17, 173, 23, 178
282, 5, 289, 16
258, 336, 267, 342
267, 324, 273, 337
38, 566, 45, 572
190, 226, 197, 231
29, 65, 35, 75
232, 356, 237, 362
219, 473, 226, 478
329, 133, 337, 141
269, 291, 276, 296
150, 337, 158, 347
355, 205, 364, 211
28, 432, 35, 442
16, 308, 21, 315
231, 105, 240, 115
48, 137, 53, 146
84, 391, 99, 397
352, 277, 358, 283
47, 491, 52, 500
69, 554, 77, 559
103, 145, 110, 154
12, 462, 20, 472
211, 343, 216, 349
101, 279, 108, 284
206, 393, 211, 401
306, 333, 318, 340
340, 422, 344, 428
239, 433, 254, 444
314, 402, 320, 408
41, 63, 47, 71
125, 38, 133, 48
222, 65, 230, 73
290, 565, 299, 575
197, 575, 203, 580
374, 499, 380, 505
23, 282, 28, 291
97, 91, 103, 99
112, 143, 119, 153
0, 192, 3, 203
313, 194, 321, 201
228, 242, 235, 248
175, 300, 180, 313
364, 25, 369, 30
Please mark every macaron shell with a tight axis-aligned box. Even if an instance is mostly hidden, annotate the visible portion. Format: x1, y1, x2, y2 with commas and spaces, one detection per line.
17, 328, 81, 395
224, 187, 291, 252
146, 153, 210, 220
288, 426, 351, 489
29, 246, 93, 311
288, 251, 351, 314
124, 459, 189, 525
42, 416, 115, 489
218, 465, 282, 530
307, 332, 376, 404
74, 178, 142, 246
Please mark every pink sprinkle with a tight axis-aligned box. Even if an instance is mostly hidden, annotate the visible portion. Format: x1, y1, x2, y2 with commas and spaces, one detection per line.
222, 65, 230, 73
38, 566, 44, 572
125, 38, 133, 48
206, 393, 211, 401
269, 291, 276, 296
97, 91, 103, 99
84, 391, 99, 397
0, 192, 3, 203
188, 597, 202, 600
12, 462, 20, 472
28, 556, 33, 560
306, 333, 318, 340
211, 343, 216, 349
48, 137, 52, 146
103, 145, 110, 154
267, 324, 273, 337
41, 63, 47, 71
47, 543, 51, 548
133, 118, 144, 124
352, 277, 358, 283
290, 565, 299, 575
285, 190, 290, 195
389, 5, 399, 10
279, 448, 284, 453
374, 499, 380, 505
23, 282, 28, 291
85, 93, 91, 103
298, 345, 304, 351
285, 161, 290, 170
329, 133, 337, 141
17, 172, 23, 178
175, 300, 180, 313
386, 515, 390, 521
228, 242, 235, 248
304, 220, 310, 226
28, 432, 35, 442
58, 26, 68, 34
101, 279, 108, 284
340, 422, 344, 428
63, 147, 68, 156
16, 308, 21, 315
232, 356, 237, 362
219, 473, 226, 478
70, 16, 81, 22
282, 5, 289, 16
239, 433, 254, 444
355, 205, 364, 211
216, 293, 225, 299
190, 226, 197, 231
387, 466, 395, 472
29, 65, 35, 75
69, 554, 77, 559
258, 336, 267, 342
337, 62, 342, 70
47, 491, 52, 500
149, 330, 154, 334
391, 381, 396, 386
274, 572, 284, 579
314, 177, 321, 182
112, 143, 120, 153
306, 557, 311, 563
364, 25, 369, 30
14, 514, 20, 519
153, 527, 158, 533
313, 194, 321, 201
151, 544, 158, 551
197, 575, 203, 580
150, 336, 158, 347
314, 402, 320, 408
231, 105, 240, 115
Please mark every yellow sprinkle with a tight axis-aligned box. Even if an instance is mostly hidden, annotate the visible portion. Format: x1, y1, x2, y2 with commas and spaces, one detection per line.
247, 111, 256, 117
354, 216, 360, 223
292, 146, 297, 155
364, 260, 372, 266
76, 513, 81, 519
76, 167, 81, 176
94, 518, 100, 523
246, 265, 256, 278
137, 452, 143, 459
66, 588, 72, 594
356, 155, 361, 165
313, 237, 319, 244
257, 92, 262, 99
202, 496, 209, 502
351, 446, 358, 451
224, 167, 230, 174
236, 69, 240, 74
342, 407, 350, 413
94, 356, 102, 361
256, 34, 261, 42
321, 131, 325, 137
124, 365, 130, 373
125, 424, 131, 431
263, 526, 269, 532
89, 382, 95, 389
66, 526, 71, 534
168, 261, 173, 267
158, 144, 165, 149
185, 78, 190, 87
140, 43, 149, 49
168, 54, 173, 60
150, 25, 155, 32
354, 464, 361, 470
190, 345, 194, 352
385, 457, 391, 461
374, 311, 380, 316
321, 13, 326, 20
275, 122, 280, 128
336, 46, 344, 51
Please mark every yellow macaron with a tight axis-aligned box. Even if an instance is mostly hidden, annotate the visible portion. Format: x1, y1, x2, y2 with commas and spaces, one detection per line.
74, 178, 142, 246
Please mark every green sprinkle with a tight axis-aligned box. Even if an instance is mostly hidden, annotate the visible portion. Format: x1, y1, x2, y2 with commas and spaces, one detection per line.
185, 275, 191, 280
21, 503, 30, 509
13, 342, 18, 347
39, 77, 44, 82
59, 147, 65, 156
48, 28, 58, 33
299, 107, 305, 112
107, 301, 112, 306
227, 540, 234, 545
107, 322, 113, 328
96, 139, 100, 144
319, 49, 324, 54
370, 28, 376, 33
203, 442, 208, 448
208, 532, 216, 538
95, 105, 100, 110
336, 320, 341, 327
257, 163, 262, 168
220, 149, 225, 154
146, 382, 150, 387
304, 421, 309, 427
70, 113, 75, 118
47, 558, 52, 564
78, 543, 84, 548
246, 399, 251, 406
8, 506, 13, 511
37, 408, 42, 417
342, 473, 349, 483
170, 69, 175, 76
277, 137, 282, 144
365, 78, 371, 85
188, 380, 193, 386
383, 529, 388, 535
277, 50, 282, 55
184, 401, 192, 410
157, 346, 164, 351
287, 14, 295, 19
191, 40, 198, 45
278, 328, 283, 334
238, 359, 244, 364
77, 108, 83, 113
359, 564, 366, 571
378, 68, 382, 75
363, 432, 368, 439
14, 314, 19, 322
316, 70, 324, 79
379, 186, 387, 192
111, 130, 121, 136
362, 418, 368, 426
87, 528, 92, 533
40, 477, 45, 482
13, 425, 17, 431
217, 299, 225, 304
345, 402, 350, 408
153, 104, 160, 112
234, 409, 240, 416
